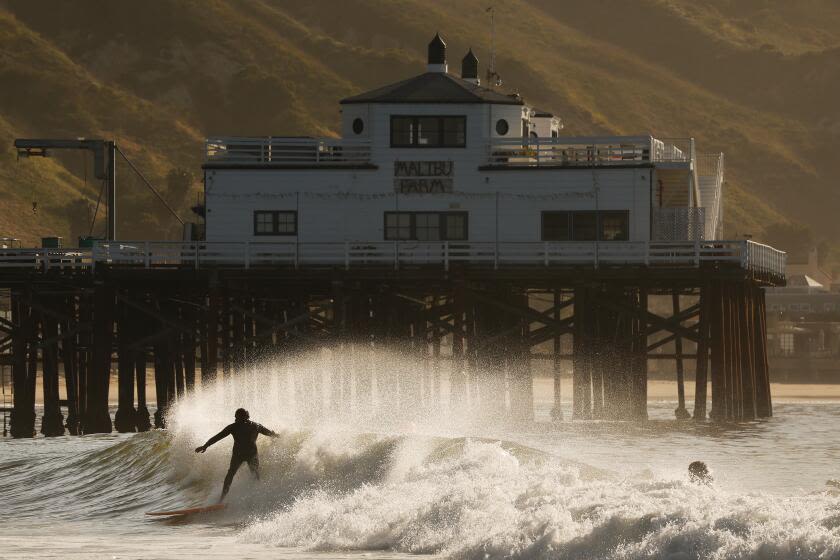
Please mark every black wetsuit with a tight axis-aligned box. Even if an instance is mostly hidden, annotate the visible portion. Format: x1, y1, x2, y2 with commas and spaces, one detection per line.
201, 419, 277, 499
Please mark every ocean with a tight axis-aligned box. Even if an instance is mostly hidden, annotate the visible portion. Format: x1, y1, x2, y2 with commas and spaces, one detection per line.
2, 353, 840, 559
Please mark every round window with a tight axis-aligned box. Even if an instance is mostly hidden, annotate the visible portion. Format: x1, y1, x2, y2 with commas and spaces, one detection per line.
352, 118, 364, 135
495, 119, 509, 135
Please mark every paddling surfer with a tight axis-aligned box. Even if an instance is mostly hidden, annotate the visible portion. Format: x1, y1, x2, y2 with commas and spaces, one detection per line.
195, 408, 278, 502
688, 461, 713, 484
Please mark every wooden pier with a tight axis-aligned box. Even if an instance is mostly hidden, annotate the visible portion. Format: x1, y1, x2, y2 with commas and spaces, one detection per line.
0, 239, 784, 436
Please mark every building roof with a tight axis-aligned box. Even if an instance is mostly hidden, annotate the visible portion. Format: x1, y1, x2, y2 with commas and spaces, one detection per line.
340, 72, 524, 105
787, 274, 825, 288
532, 108, 555, 118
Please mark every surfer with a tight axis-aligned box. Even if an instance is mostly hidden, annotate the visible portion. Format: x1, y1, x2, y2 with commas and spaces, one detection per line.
195, 408, 278, 502
688, 460, 713, 484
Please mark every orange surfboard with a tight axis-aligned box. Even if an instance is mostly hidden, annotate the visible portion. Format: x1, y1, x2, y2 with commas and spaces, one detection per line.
146, 504, 226, 516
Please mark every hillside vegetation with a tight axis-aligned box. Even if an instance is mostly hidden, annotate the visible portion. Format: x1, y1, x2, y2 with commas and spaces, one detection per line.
0, 0, 838, 269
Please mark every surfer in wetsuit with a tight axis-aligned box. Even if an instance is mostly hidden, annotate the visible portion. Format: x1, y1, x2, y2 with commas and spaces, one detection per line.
688, 461, 713, 484
195, 408, 278, 502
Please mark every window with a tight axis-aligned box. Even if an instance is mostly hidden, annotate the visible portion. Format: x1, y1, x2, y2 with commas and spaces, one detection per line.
390, 116, 466, 147
253, 211, 297, 236
445, 214, 467, 240
542, 212, 570, 241
551, 130, 559, 138
572, 212, 598, 241
496, 119, 509, 135
385, 213, 412, 240
415, 213, 440, 240
352, 118, 364, 135
599, 211, 629, 241
541, 210, 630, 241
384, 212, 467, 240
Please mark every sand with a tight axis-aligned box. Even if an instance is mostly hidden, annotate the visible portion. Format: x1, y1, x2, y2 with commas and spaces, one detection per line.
15, 373, 840, 406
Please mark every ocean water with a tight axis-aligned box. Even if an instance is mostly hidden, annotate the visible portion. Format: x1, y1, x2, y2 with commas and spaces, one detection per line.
2, 351, 840, 559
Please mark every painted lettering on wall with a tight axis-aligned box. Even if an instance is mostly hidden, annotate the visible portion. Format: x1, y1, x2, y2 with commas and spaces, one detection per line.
394, 161, 454, 193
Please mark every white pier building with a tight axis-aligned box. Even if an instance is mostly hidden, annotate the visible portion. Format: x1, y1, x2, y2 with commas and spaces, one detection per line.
196, 33, 739, 271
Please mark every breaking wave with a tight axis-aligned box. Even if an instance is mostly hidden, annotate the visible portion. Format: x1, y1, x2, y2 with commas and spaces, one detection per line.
3, 351, 840, 559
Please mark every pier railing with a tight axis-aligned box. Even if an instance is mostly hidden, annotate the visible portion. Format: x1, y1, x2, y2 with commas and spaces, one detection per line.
205, 137, 372, 165
0, 241, 785, 281
486, 136, 693, 167
0, 248, 92, 270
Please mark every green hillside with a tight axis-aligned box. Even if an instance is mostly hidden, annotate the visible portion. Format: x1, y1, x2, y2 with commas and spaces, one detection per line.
1, 0, 838, 269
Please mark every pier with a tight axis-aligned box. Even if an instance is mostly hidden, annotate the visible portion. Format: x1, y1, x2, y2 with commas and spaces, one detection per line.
0, 239, 783, 436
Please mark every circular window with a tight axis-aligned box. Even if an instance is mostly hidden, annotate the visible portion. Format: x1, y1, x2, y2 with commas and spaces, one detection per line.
495, 119, 509, 135
352, 118, 364, 135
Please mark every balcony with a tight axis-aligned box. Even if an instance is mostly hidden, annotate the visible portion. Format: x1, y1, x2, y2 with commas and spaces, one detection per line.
485, 136, 693, 168
204, 137, 373, 167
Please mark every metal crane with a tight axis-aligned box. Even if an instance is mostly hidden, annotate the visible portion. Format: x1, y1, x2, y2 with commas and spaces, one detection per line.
14, 138, 185, 242
14, 138, 117, 240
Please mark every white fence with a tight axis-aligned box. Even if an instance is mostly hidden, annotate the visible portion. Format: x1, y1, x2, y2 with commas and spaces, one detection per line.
0, 241, 785, 279
0, 249, 92, 270
203, 136, 695, 168
205, 137, 372, 165
486, 136, 693, 167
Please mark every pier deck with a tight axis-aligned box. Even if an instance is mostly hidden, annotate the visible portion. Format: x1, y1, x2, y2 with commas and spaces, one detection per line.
0, 239, 784, 437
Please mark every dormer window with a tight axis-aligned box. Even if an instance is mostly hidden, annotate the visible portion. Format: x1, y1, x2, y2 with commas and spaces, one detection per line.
390, 116, 466, 148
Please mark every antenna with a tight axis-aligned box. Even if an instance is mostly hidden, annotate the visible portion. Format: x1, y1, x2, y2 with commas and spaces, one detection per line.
485, 6, 502, 88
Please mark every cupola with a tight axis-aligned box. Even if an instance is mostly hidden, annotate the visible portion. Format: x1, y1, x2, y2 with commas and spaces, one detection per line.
461, 49, 479, 84
427, 33, 447, 73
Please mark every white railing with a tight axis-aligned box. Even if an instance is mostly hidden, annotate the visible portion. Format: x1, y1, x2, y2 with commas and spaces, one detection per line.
746, 241, 786, 278
205, 137, 372, 165
0, 249, 92, 270
0, 241, 785, 279
486, 136, 693, 167
84, 240, 785, 278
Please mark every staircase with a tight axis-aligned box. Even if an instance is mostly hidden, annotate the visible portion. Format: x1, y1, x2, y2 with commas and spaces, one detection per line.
696, 153, 724, 239
656, 168, 692, 207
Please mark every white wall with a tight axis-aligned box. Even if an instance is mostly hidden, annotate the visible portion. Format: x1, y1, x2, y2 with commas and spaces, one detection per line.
205, 165, 652, 243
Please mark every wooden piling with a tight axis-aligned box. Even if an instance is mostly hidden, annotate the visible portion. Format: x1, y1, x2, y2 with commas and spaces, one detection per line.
82, 284, 113, 434
40, 297, 64, 436
550, 287, 564, 421
673, 292, 690, 419
114, 299, 136, 432
61, 295, 80, 434
572, 287, 592, 419
693, 284, 709, 420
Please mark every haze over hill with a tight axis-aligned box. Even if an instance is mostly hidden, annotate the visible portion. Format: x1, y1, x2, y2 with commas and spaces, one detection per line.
1, 0, 838, 269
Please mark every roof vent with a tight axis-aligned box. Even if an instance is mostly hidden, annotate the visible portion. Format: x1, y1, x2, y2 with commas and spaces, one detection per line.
461, 49, 479, 84
427, 33, 447, 73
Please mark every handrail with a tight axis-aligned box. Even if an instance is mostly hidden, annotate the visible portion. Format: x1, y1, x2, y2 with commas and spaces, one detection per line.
0, 241, 785, 280
205, 137, 372, 165
486, 136, 693, 167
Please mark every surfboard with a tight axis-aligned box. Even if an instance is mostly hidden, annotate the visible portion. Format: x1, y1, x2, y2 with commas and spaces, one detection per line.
145, 504, 226, 516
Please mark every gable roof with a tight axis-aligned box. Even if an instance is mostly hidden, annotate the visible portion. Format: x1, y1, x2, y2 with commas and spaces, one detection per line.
340, 72, 524, 105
